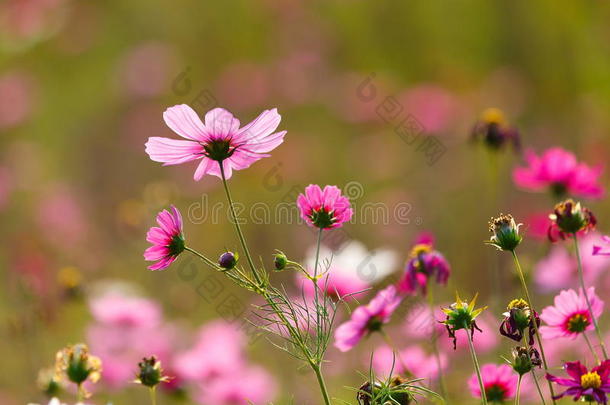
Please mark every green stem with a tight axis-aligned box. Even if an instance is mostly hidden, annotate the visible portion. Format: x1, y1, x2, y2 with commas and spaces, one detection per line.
427, 287, 447, 399
523, 338, 546, 405
465, 324, 488, 405
511, 250, 557, 405
76, 383, 84, 403
218, 162, 262, 285
515, 375, 522, 405
380, 330, 413, 378
313, 228, 323, 339
573, 233, 608, 360
312, 364, 332, 405
583, 333, 601, 364
184, 246, 218, 268
150, 386, 157, 405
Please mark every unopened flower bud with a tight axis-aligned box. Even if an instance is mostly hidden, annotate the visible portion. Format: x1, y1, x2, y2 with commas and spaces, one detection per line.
549, 199, 596, 240
135, 356, 169, 388
218, 252, 238, 270
273, 252, 288, 271
487, 214, 522, 251
510, 346, 541, 376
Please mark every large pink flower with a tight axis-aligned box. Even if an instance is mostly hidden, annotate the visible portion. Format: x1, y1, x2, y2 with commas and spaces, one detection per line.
297, 184, 353, 229
334, 285, 402, 352
513, 147, 604, 199
540, 287, 604, 339
144, 205, 185, 270
145, 105, 286, 180
468, 364, 519, 402
195, 365, 277, 405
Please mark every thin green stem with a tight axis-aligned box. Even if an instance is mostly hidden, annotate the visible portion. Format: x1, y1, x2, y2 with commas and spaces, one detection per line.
465, 325, 488, 405
583, 333, 601, 364
218, 162, 262, 285
427, 287, 447, 399
380, 329, 413, 378
523, 337, 546, 405
76, 384, 84, 403
312, 364, 332, 405
573, 233, 608, 360
184, 246, 218, 268
313, 228, 323, 340
515, 375, 522, 405
150, 386, 157, 405
511, 250, 556, 405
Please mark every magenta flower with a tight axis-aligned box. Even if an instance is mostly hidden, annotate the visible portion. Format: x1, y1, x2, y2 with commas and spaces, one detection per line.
371, 344, 447, 380
334, 285, 402, 352
144, 205, 185, 270
468, 364, 519, 402
398, 236, 450, 296
297, 184, 353, 229
546, 360, 610, 403
145, 105, 286, 180
593, 235, 610, 256
513, 147, 604, 199
539, 287, 604, 339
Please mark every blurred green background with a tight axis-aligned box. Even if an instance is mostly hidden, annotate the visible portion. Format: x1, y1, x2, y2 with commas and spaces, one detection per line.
2, 0, 610, 404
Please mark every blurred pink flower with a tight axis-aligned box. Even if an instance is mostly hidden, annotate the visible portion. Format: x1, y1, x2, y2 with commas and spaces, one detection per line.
146, 105, 286, 180
173, 321, 245, 382
297, 184, 353, 230
513, 147, 604, 199
195, 365, 277, 405
535, 233, 610, 292
87, 292, 174, 389
89, 293, 162, 327
297, 241, 397, 300
37, 185, 87, 247
215, 62, 271, 110
398, 235, 450, 296
371, 344, 447, 380
523, 212, 553, 241
540, 287, 603, 339
0, 0, 66, 46
0, 71, 35, 129
334, 285, 402, 352
398, 84, 458, 133
144, 205, 185, 271
593, 235, 610, 257
120, 42, 176, 98
468, 364, 519, 402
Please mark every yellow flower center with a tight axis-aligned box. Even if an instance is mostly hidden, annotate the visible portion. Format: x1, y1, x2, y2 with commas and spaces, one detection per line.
409, 244, 432, 259
481, 108, 506, 125
581, 372, 602, 389
507, 298, 529, 310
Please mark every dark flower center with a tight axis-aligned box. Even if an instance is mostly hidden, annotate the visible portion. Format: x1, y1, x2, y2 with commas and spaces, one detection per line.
310, 208, 335, 229
550, 182, 568, 198
168, 234, 185, 256
202, 138, 236, 161
366, 316, 384, 333
485, 384, 508, 402
567, 313, 590, 333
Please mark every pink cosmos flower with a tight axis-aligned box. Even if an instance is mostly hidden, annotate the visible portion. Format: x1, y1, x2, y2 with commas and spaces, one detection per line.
546, 360, 610, 403
398, 234, 450, 296
145, 105, 286, 180
297, 241, 398, 300
513, 147, 604, 199
371, 344, 447, 380
297, 184, 353, 229
468, 364, 519, 402
87, 292, 174, 389
593, 235, 610, 257
539, 287, 604, 339
334, 285, 402, 352
173, 321, 245, 382
195, 365, 277, 405
144, 205, 185, 270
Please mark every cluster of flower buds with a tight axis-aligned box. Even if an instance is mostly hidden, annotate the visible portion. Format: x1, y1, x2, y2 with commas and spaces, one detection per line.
441, 292, 487, 349
548, 199, 597, 242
